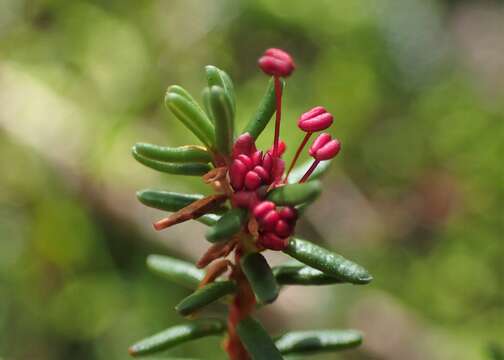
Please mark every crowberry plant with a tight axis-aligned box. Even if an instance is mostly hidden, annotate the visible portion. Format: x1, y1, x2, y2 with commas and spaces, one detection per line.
129, 48, 372, 359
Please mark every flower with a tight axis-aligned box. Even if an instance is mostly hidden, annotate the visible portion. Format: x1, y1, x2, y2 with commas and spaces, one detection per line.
258, 48, 295, 77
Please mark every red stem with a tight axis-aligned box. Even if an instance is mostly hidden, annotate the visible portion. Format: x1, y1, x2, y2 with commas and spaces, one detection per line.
285, 132, 312, 183
299, 160, 319, 183
272, 76, 282, 157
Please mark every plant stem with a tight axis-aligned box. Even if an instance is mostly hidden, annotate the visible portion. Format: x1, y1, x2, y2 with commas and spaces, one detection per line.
272, 76, 282, 157
299, 160, 319, 183
285, 132, 312, 182
224, 245, 256, 360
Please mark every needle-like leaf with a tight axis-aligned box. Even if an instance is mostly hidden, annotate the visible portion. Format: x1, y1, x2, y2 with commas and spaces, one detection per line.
132, 149, 211, 176
236, 316, 284, 360
209, 85, 234, 156
283, 238, 373, 284
241, 252, 279, 304
267, 181, 321, 207
205, 65, 236, 115
132, 143, 212, 163
146, 255, 204, 289
275, 329, 362, 355
273, 263, 344, 286
128, 319, 225, 357
243, 78, 285, 140
205, 208, 248, 243
175, 281, 236, 316
136, 190, 227, 214
165, 87, 215, 148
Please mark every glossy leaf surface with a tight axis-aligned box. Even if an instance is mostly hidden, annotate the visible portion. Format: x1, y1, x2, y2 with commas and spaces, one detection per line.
175, 281, 236, 316
275, 329, 362, 355
209, 85, 234, 156
273, 263, 344, 286
241, 252, 279, 304
205, 208, 247, 243
283, 238, 372, 284
132, 143, 211, 163
147, 255, 204, 289
128, 319, 225, 357
267, 181, 321, 206
236, 316, 283, 360
133, 149, 211, 175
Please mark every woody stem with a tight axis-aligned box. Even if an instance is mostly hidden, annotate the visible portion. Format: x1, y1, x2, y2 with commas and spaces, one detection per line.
272, 76, 282, 157
285, 132, 312, 182
299, 159, 319, 183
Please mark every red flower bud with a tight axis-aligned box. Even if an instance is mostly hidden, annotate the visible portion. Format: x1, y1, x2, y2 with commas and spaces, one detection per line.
278, 206, 297, 222
229, 159, 247, 190
258, 48, 295, 77
274, 220, 291, 237
232, 133, 256, 158
253, 201, 276, 219
309, 133, 341, 161
244, 171, 262, 190
260, 233, 288, 251
298, 106, 333, 132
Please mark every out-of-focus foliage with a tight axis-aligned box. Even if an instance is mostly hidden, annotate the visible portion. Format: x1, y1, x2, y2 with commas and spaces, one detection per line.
0, 0, 502, 359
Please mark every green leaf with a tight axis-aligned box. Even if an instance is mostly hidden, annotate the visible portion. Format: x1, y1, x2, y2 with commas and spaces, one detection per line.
273, 263, 344, 286
243, 78, 285, 140
165, 87, 215, 147
267, 181, 321, 207
205, 65, 236, 115
288, 159, 332, 184
197, 213, 221, 226
236, 316, 283, 360
205, 208, 247, 243
175, 281, 236, 316
201, 87, 213, 123
283, 238, 372, 285
132, 149, 211, 176
136, 190, 227, 214
241, 252, 279, 304
209, 85, 234, 156
275, 329, 362, 355
146, 255, 204, 289
132, 143, 212, 163
128, 319, 225, 357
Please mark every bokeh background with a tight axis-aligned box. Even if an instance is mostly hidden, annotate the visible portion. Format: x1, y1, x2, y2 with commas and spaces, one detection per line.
1, 0, 503, 359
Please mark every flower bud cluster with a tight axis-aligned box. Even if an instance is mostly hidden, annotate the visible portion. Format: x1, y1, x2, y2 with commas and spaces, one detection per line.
253, 201, 297, 250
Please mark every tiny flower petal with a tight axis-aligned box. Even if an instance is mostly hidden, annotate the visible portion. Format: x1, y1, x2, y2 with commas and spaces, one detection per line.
244, 171, 262, 190
258, 48, 295, 77
298, 107, 333, 132
279, 207, 297, 222
232, 133, 256, 158
274, 220, 291, 237
230, 159, 247, 190
253, 201, 276, 219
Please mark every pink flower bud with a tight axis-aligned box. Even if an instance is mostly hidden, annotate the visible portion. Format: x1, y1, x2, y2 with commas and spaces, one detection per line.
253, 201, 276, 219
251, 151, 263, 166
274, 220, 291, 237
253, 166, 269, 182
258, 48, 295, 77
298, 106, 333, 132
232, 133, 256, 158
229, 159, 247, 190
261, 210, 280, 231
244, 171, 262, 190
309, 133, 341, 161
236, 154, 253, 169
232, 191, 260, 209
268, 140, 286, 157
279, 206, 297, 222
260, 233, 288, 251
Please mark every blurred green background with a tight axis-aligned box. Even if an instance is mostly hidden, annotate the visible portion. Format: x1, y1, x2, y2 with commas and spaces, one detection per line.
0, 0, 503, 359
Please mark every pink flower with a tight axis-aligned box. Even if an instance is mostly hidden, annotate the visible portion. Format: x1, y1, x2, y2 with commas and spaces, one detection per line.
309, 133, 341, 161
298, 106, 334, 132
258, 48, 295, 77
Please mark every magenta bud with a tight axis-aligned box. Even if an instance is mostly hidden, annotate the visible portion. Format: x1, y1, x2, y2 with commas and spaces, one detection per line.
268, 140, 286, 157
236, 154, 253, 169
271, 157, 285, 180
261, 210, 280, 231
279, 206, 297, 222
260, 233, 288, 251
274, 220, 292, 238
251, 151, 263, 166
253, 201, 276, 219
253, 166, 269, 182
298, 106, 334, 132
232, 133, 256, 158
229, 159, 247, 190
309, 133, 341, 161
244, 171, 262, 190
258, 48, 295, 77
262, 152, 273, 173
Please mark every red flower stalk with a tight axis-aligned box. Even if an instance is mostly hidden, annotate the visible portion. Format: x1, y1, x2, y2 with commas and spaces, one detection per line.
285, 106, 334, 182
299, 133, 341, 183
258, 48, 295, 159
